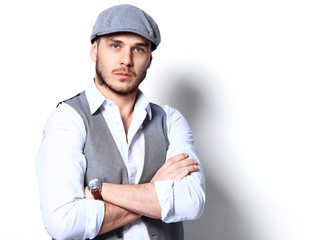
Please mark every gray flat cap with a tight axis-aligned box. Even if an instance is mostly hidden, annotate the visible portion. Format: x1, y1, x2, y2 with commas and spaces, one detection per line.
90, 4, 161, 51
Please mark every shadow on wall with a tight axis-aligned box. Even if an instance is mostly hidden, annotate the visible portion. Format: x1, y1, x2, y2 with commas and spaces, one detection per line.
162, 75, 254, 240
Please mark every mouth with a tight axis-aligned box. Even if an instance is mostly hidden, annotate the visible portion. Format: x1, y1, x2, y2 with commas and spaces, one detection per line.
112, 67, 136, 79
115, 72, 132, 76
114, 72, 133, 79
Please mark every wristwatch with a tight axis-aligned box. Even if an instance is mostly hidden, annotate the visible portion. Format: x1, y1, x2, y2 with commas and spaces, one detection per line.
88, 178, 103, 200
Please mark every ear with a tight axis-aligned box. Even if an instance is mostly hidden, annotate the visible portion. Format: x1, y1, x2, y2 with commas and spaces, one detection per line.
147, 53, 153, 69
90, 42, 98, 62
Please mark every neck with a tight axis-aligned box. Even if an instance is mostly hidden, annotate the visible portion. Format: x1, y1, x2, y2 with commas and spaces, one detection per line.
95, 79, 137, 108
95, 79, 137, 136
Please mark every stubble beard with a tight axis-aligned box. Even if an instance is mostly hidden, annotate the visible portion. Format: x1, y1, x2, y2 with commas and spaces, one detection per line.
95, 57, 147, 96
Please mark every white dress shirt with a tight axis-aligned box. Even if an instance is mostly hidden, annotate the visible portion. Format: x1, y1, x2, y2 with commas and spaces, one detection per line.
35, 80, 205, 240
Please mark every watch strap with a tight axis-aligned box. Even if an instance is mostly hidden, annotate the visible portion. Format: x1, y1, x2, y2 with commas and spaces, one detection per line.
91, 188, 103, 200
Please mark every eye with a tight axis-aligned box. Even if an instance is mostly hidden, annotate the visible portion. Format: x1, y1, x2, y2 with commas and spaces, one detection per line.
111, 44, 120, 49
134, 47, 144, 53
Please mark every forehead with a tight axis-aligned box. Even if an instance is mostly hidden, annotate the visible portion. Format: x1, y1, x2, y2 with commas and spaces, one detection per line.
101, 32, 151, 46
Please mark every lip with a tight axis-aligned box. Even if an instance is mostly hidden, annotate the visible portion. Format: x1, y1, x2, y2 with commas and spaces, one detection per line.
114, 72, 133, 79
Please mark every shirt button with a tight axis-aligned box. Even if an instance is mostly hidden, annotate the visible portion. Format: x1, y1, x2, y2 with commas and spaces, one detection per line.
116, 231, 123, 238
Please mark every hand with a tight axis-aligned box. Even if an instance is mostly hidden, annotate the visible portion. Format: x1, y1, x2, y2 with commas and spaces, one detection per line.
84, 186, 94, 200
151, 153, 198, 182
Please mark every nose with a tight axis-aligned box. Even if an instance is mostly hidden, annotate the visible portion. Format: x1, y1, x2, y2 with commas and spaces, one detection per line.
120, 48, 133, 67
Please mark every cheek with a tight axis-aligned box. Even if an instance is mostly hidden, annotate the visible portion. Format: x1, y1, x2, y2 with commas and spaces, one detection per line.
139, 57, 152, 71
137, 63, 150, 76
98, 55, 116, 71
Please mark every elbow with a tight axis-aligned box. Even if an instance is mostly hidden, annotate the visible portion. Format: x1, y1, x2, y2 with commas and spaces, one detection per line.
44, 218, 67, 240
187, 188, 206, 220
46, 227, 74, 240
42, 203, 87, 240
45, 215, 83, 240
183, 178, 206, 220
166, 182, 206, 222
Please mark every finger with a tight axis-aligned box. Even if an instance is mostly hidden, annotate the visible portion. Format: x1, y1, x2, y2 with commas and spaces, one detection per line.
158, 153, 190, 173
150, 154, 198, 182
174, 169, 190, 180
173, 163, 198, 180
177, 159, 197, 168
166, 153, 189, 164
170, 163, 198, 180
165, 158, 197, 173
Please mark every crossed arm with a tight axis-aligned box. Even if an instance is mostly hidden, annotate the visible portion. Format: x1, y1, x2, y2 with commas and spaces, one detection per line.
85, 153, 198, 235
36, 103, 205, 239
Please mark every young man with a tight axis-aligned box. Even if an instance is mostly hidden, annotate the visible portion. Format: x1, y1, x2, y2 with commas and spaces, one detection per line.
36, 4, 205, 240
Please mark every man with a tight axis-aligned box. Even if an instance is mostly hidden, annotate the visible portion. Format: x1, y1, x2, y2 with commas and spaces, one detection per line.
36, 4, 205, 240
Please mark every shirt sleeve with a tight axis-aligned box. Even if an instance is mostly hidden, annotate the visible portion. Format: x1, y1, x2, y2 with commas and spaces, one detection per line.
154, 106, 206, 223
35, 103, 104, 240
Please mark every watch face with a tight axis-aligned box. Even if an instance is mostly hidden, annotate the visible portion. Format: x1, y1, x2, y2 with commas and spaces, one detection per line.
88, 178, 101, 190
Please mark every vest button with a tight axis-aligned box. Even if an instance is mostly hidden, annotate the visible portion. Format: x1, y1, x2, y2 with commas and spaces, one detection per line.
116, 231, 123, 238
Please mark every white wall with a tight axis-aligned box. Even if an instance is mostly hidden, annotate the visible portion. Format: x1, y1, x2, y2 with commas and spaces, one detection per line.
1, 0, 333, 239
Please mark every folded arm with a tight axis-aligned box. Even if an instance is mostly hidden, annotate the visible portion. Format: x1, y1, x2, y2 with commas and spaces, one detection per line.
86, 153, 199, 234
157, 106, 206, 222
36, 103, 205, 240
88, 106, 205, 229
97, 202, 141, 235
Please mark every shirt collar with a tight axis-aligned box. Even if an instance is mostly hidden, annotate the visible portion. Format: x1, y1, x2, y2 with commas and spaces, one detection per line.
136, 90, 152, 120
85, 79, 152, 120
85, 79, 107, 114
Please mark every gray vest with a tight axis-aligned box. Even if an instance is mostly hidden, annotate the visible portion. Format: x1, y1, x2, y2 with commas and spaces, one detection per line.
63, 92, 184, 240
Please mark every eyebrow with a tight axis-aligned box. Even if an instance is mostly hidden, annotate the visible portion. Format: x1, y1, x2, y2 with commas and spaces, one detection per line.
134, 42, 150, 48
106, 37, 150, 48
105, 38, 123, 45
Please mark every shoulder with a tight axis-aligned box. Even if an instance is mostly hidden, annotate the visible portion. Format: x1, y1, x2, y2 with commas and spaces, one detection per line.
43, 102, 86, 138
160, 105, 186, 123
150, 103, 180, 117
154, 104, 191, 133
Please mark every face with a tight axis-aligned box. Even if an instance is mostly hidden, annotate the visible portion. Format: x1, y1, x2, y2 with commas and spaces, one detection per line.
90, 32, 152, 96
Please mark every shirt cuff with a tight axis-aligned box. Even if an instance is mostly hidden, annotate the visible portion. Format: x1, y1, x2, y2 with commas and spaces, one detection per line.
85, 199, 105, 239
153, 180, 174, 221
